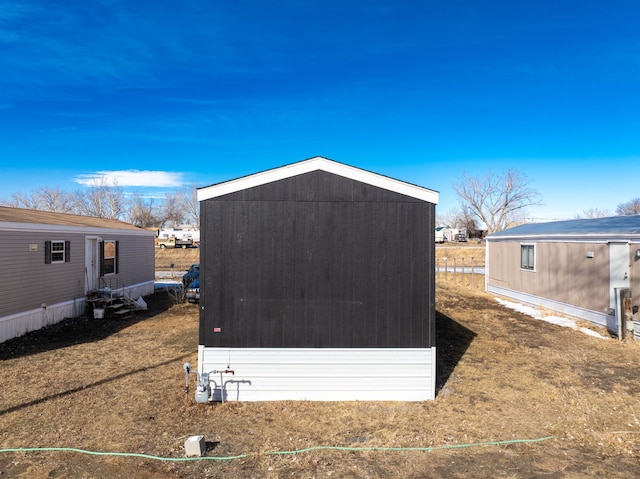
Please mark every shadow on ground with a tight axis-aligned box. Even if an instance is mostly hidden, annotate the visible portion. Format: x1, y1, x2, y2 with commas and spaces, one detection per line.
0, 292, 175, 361
435, 309, 476, 395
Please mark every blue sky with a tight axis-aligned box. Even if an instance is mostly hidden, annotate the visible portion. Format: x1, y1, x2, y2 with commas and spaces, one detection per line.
1, 0, 639, 221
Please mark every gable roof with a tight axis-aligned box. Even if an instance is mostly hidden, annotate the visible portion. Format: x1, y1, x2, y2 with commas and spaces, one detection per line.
0, 206, 145, 232
488, 215, 640, 241
197, 156, 439, 204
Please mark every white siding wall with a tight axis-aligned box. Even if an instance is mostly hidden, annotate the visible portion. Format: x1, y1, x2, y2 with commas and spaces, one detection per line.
198, 346, 436, 401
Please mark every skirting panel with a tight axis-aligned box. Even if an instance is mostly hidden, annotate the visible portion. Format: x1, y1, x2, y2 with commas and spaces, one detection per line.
197, 346, 436, 401
487, 284, 614, 330
0, 298, 86, 344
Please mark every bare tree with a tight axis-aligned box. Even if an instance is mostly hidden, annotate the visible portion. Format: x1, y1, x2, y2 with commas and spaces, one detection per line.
453, 169, 542, 233
439, 206, 480, 238
160, 190, 187, 227
35, 187, 76, 213
1, 191, 39, 209
1, 181, 200, 228
576, 207, 611, 219
616, 198, 640, 216
73, 178, 126, 219
2, 187, 75, 213
128, 193, 161, 227
182, 184, 200, 228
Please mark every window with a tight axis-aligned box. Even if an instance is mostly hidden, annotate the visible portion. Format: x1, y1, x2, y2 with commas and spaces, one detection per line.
45, 240, 70, 264
521, 244, 535, 270
100, 240, 119, 276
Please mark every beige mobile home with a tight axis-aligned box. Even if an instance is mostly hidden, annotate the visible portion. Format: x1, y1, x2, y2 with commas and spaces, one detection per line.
486, 215, 640, 334
0, 207, 156, 343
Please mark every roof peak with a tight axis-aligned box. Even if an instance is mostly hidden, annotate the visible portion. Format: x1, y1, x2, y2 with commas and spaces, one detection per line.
197, 157, 439, 204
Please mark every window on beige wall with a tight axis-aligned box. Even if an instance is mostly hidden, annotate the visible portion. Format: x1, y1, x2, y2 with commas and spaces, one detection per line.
521, 244, 535, 270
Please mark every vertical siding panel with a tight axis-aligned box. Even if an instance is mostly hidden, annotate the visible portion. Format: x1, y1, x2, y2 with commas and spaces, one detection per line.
341, 201, 356, 348
293, 201, 313, 346
426, 203, 436, 347
201, 170, 435, 350
351, 201, 370, 348
375, 202, 390, 347
306, 201, 322, 347
238, 201, 255, 347
278, 200, 296, 347
394, 203, 411, 346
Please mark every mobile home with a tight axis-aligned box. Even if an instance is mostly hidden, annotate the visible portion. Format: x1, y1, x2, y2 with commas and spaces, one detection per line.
486, 215, 640, 335
195, 157, 439, 401
0, 207, 155, 343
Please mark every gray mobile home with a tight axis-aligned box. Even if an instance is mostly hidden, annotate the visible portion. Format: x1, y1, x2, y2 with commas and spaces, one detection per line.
196, 157, 439, 401
0, 207, 156, 343
486, 215, 640, 333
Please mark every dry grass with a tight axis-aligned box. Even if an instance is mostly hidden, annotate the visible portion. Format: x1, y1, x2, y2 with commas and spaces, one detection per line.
2, 248, 640, 478
154, 247, 200, 272
436, 242, 486, 267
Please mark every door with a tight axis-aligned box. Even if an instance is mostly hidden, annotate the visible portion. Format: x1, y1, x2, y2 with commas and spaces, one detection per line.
85, 237, 100, 293
609, 243, 630, 307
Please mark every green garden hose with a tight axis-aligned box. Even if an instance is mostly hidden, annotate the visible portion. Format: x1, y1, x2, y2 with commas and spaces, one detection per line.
0, 435, 555, 462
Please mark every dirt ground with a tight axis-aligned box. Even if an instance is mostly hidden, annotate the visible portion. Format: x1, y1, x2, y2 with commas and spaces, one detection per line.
2, 247, 640, 478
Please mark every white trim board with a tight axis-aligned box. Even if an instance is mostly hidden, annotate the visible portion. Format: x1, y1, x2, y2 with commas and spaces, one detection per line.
197, 157, 439, 204
0, 222, 155, 236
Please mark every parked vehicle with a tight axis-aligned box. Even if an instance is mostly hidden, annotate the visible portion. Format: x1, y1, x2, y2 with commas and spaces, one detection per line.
182, 263, 200, 285
157, 228, 200, 247
186, 279, 200, 303
157, 236, 194, 249
455, 233, 467, 242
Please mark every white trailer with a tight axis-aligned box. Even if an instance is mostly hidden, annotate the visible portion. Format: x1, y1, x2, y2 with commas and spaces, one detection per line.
158, 228, 200, 245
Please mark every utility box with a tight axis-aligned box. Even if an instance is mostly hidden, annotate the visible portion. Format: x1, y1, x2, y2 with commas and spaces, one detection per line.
184, 435, 206, 457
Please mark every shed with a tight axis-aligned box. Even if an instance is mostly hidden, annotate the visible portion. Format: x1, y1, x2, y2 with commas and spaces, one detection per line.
0, 207, 156, 343
196, 156, 439, 401
486, 215, 640, 334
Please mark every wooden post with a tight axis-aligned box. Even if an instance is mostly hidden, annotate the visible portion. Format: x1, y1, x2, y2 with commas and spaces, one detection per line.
471, 257, 475, 289
453, 258, 457, 283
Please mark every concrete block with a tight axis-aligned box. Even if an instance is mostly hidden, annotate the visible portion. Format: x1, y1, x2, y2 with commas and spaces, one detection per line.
184, 435, 206, 457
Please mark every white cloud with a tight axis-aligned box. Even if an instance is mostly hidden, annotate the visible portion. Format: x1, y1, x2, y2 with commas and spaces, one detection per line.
74, 170, 184, 188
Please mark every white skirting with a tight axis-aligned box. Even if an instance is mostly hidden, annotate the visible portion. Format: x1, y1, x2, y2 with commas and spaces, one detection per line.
487, 284, 614, 331
197, 346, 436, 402
0, 298, 86, 344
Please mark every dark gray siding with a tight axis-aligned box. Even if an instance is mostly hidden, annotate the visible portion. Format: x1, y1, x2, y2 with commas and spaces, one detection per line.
200, 170, 435, 349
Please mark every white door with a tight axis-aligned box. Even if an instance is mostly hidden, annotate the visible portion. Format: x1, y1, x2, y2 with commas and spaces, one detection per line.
609, 242, 630, 310
85, 237, 100, 293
